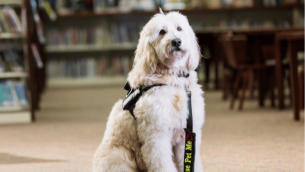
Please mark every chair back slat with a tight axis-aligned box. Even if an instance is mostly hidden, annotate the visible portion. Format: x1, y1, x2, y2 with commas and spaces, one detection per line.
220, 33, 247, 68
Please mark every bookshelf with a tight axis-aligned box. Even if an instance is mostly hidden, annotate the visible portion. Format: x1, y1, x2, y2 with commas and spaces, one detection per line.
0, 1, 32, 124
41, 0, 303, 88
49, 3, 304, 18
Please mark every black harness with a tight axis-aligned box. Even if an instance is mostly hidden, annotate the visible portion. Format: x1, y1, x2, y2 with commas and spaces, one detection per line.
122, 82, 164, 120
122, 73, 196, 172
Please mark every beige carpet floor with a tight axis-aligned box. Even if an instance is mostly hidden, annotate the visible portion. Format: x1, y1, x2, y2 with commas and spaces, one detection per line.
0, 87, 303, 172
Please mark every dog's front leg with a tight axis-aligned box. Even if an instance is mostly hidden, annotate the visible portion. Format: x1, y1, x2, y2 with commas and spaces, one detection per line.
194, 132, 204, 172
138, 130, 177, 172
173, 142, 185, 172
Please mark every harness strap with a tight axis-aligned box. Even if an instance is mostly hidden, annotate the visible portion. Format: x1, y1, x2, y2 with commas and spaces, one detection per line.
123, 82, 164, 120
141, 84, 164, 92
128, 104, 136, 120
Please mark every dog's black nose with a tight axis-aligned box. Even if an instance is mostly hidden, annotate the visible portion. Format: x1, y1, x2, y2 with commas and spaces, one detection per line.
171, 38, 181, 47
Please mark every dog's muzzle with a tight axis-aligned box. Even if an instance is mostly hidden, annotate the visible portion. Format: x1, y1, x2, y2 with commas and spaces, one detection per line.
172, 38, 181, 52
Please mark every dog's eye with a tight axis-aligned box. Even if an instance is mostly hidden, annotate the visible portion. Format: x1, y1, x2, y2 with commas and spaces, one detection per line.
177, 27, 182, 31
159, 29, 166, 35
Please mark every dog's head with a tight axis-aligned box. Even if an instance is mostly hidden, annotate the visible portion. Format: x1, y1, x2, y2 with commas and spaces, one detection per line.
133, 10, 201, 76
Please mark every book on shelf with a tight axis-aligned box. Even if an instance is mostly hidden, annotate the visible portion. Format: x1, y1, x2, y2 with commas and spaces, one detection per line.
0, 80, 28, 108
194, 0, 303, 8
44, 0, 94, 13
163, 0, 186, 10
46, 21, 142, 46
94, 0, 156, 12
45, 0, 157, 13
47, 56, 131, 79
292, 7, 304, 27
42, 0, 57, 21
14, 81, 28, 107
0, 5, 23, 33
0, 49, 24, 73
195, 16, 295, 31
0, 80, 16, 107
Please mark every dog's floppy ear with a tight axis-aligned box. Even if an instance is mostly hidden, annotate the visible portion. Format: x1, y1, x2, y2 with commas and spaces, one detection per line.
134, 29, 158, 75
187, 30, 201, 71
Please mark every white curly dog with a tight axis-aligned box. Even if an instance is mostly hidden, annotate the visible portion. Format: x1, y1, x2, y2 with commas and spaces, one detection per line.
93, 10, 205, 172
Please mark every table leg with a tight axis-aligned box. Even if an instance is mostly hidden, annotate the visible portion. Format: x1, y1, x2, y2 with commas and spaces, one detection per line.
258, 69, 265, 107
214, 40, 219, 90
288, 41, 300, 121
275, 39, 284, 109
253, 37, 266, 107
299, 68, 304, 109
252, 37, 264, 107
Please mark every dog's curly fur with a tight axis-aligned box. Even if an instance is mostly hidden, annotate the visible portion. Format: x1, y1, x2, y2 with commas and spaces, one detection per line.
93, 10, 205, 172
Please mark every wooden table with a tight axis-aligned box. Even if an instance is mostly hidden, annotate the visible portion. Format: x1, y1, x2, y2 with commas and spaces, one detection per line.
275, 31, 304, 121
196, 28, 303, 92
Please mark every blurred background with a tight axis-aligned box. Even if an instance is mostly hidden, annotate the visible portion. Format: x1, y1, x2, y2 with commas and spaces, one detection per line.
0, 0, 304, 171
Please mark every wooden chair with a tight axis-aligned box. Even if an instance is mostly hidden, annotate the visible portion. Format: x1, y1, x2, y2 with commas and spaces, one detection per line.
220, 33, 275, 110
